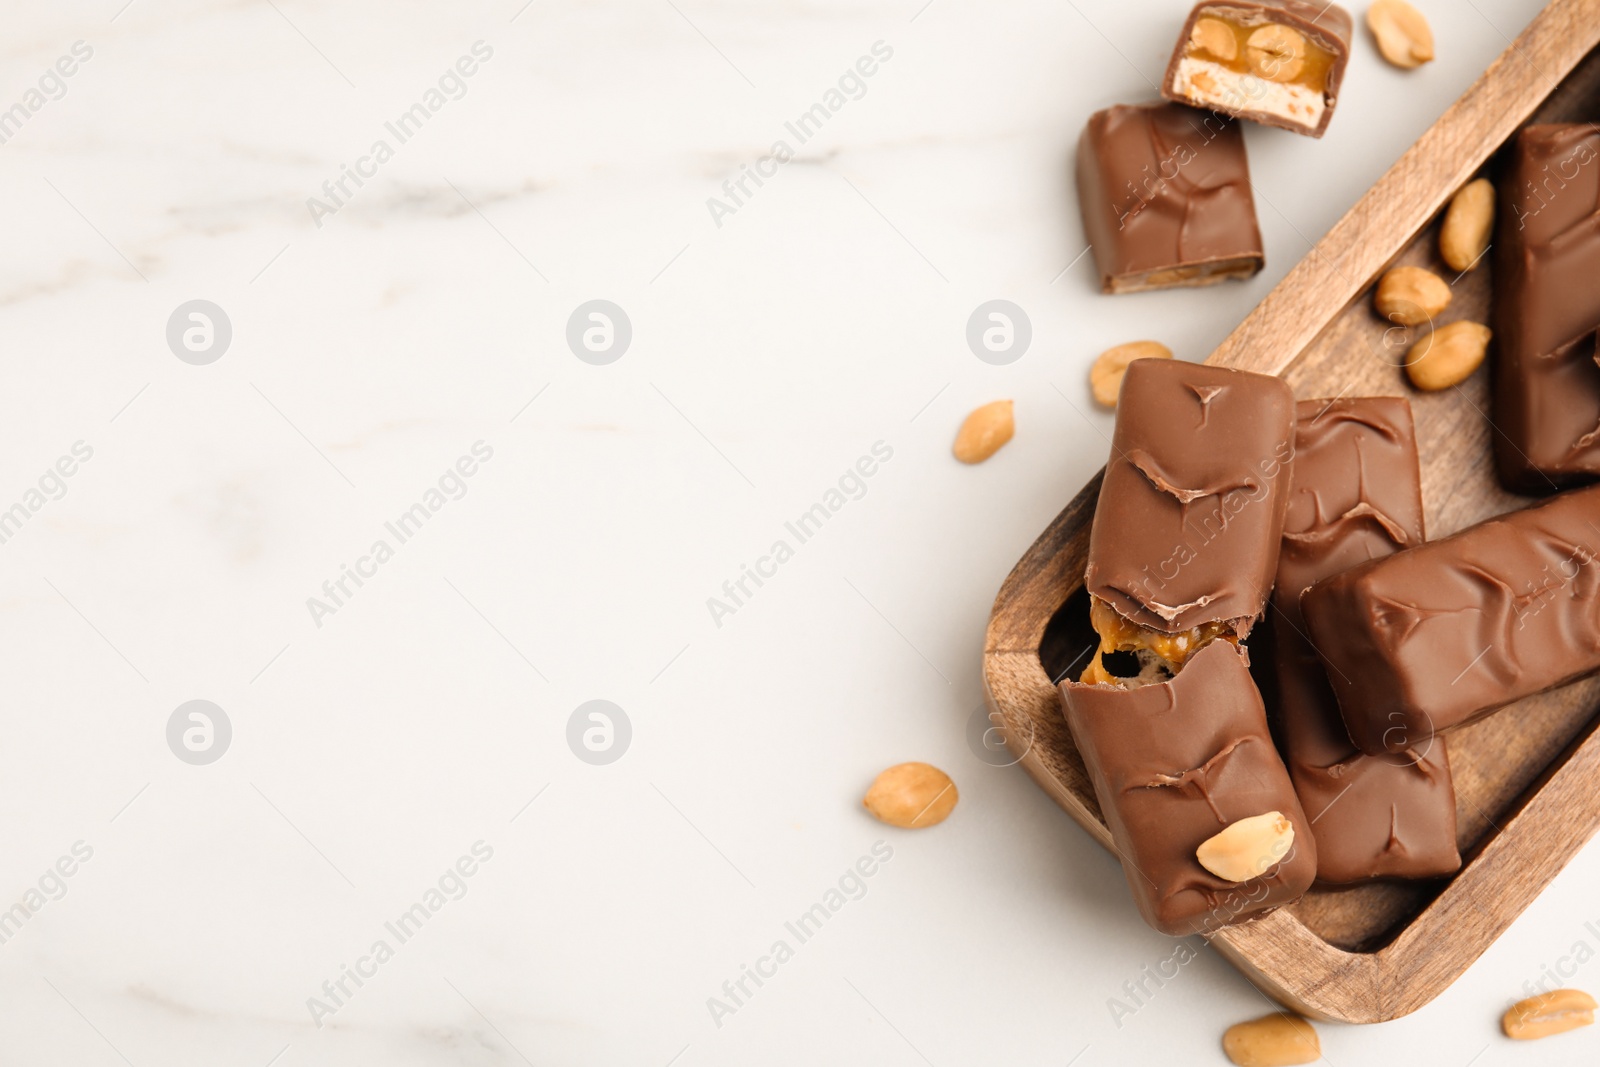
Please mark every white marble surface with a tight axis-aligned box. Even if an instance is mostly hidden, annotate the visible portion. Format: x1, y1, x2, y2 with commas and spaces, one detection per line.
0, 0, 1593, 1063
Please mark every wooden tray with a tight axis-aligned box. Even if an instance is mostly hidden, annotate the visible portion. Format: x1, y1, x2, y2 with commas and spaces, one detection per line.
983, 0, 1600, 1024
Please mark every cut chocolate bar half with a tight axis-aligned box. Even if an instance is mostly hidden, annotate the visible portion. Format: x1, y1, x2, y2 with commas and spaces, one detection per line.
1076, 102, 1264, 294
1061, 640, 1317, 936
1163, 1, 1353, 138
1081, 359, 1295, 687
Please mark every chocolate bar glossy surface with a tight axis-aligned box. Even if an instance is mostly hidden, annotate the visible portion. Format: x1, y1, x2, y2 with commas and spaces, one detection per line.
1061, 640, 1316, 936
1163, 0, 1352, 138
1492, 124, 1600, 493
1273, 398, 1459, 882
1085, 358, 1294, 636
1075, 102, 1264, 294
1303, 483, 1600, 757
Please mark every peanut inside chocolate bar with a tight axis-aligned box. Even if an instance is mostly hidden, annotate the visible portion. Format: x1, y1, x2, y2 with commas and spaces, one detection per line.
1080, 596, 1239, 687
1171, 9, 1340, 130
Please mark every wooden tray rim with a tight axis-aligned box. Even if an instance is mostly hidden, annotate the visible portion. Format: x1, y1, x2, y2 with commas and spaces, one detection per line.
982, 0, 1600, 1024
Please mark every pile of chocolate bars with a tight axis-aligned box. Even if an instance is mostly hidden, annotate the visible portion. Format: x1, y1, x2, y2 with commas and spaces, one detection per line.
1063, 352, 1600, 935
1056, 6, 1600, 938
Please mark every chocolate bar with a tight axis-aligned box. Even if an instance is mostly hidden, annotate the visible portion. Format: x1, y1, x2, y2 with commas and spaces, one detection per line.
1163, 1, 1352, 138
1076, 102, 1264, 294
1303, 483, 1600, 757
1061, 640, 1317, 935
1492, 124, 1600, 494
1082, 359, 1294, 685
1273, 398, 1459, 882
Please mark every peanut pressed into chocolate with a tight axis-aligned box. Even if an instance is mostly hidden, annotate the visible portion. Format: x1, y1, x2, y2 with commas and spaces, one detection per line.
1061, 359, 1312, 937
1060, 641, 1317, 936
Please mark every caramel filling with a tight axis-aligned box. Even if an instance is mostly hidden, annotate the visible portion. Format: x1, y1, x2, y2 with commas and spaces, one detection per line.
1170, 12, 1339, 129
1080, 595, 1238, 688
1184, 14, 1337, 94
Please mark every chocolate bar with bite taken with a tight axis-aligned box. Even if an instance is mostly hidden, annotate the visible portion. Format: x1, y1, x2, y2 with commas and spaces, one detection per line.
1081, 358, 1294, 687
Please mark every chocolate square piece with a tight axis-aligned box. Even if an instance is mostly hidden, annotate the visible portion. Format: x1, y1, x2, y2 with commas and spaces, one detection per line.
1163, 1, 1352, 138
1061, 641, 1317, 936
1273, 398, 1459, 883
1076, 102, 1264, 294
1492, 124, 1600, 494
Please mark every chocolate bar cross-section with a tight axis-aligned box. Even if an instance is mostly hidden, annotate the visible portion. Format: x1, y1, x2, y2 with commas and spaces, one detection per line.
1162, 1, 1353, 138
